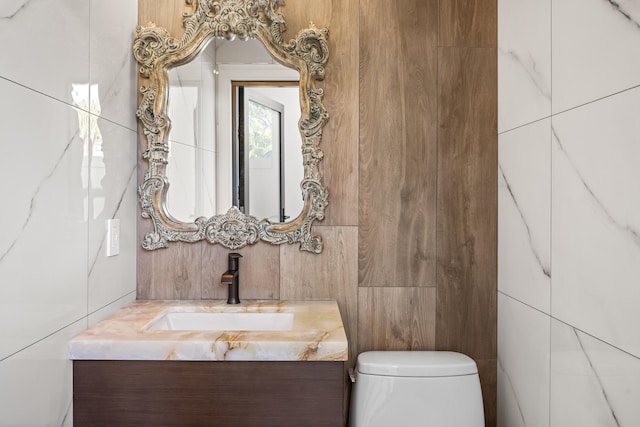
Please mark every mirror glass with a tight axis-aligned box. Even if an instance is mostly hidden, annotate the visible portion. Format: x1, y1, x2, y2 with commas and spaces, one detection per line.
165, 38, 303, 223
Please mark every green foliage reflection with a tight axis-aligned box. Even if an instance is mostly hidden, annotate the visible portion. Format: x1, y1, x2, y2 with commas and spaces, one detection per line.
248, 100, 273, 159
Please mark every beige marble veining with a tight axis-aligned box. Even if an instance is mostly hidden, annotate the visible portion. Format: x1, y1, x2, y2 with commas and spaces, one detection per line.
69, 300, 348, 361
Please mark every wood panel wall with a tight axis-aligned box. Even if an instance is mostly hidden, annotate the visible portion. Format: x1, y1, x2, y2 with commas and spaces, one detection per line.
137, 0, 496, 425
358, 0, 497, 424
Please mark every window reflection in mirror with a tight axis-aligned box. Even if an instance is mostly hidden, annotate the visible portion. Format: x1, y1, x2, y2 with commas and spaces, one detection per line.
233, 82, 303, 223
165, 38, 302, 224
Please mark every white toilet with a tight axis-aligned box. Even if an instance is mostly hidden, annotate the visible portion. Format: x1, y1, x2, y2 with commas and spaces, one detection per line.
349, 351, 485, 427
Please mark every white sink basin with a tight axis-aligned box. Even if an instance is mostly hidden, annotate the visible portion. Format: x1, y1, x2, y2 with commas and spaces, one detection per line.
145, 311, 294, 331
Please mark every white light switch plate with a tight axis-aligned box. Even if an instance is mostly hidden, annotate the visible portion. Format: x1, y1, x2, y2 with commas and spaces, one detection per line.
106, 219, 120, 257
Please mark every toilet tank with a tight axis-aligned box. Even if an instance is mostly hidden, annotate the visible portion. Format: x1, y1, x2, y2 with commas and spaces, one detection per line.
350, 351, 485, 427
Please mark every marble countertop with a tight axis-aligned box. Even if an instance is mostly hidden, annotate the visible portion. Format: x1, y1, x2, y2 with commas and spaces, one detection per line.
69, 300, 348, 361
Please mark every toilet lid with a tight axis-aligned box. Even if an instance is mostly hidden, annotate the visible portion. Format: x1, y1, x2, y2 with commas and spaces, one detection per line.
356, 351, 478, 377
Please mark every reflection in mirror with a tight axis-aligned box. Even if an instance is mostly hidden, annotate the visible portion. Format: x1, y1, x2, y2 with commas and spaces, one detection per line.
133, 0, 329, 252
233, 83, 304, 223
164, 39, 302, 223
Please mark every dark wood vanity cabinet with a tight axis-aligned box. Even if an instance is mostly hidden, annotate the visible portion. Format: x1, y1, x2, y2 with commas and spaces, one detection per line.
73, 360, 345, 426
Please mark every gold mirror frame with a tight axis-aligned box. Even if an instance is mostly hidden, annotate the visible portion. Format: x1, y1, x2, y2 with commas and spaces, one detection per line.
133, 0, 329, 253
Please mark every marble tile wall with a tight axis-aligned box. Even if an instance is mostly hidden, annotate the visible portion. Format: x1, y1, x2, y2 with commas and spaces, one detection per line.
498, 0, 640, 426
0, 0, 138, 424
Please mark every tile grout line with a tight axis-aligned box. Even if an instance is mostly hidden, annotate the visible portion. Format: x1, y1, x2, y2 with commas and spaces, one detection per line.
552, 316, 640, 362
551, 83, 640, 117
87, 0, 92, 334
499, 292, 640, 361
0, 318, 86, 363
0, 291, 136, 363
498, 290, 548, 318
548, 1, 553, 422
499, 115, 552, 136
500, 82, 640, 137
0, 76, 137, 134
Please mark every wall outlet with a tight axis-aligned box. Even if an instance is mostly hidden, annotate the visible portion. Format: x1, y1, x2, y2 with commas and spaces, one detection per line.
106, 219, 120, 257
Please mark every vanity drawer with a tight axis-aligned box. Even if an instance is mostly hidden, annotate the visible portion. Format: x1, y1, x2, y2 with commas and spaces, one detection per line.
73, 360, 345, 426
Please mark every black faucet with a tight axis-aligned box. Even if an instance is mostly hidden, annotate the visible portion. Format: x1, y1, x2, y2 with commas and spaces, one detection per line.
221, 253, 243, 304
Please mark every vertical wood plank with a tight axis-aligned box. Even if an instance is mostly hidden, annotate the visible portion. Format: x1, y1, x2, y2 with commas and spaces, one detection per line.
284, 0, 360, 226
279, 0, 333, 32
436, 47, 497, 360
357, 287, 436, 354
359, 0, 439, 288
138, 0, 191, 37
439, 0, 497, 47
137, 240, 203, 300
319, 0, 359, 226
476, 358, 497, 427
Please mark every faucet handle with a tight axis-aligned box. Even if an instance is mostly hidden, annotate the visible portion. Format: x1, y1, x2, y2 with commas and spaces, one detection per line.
228, 252, 243, 271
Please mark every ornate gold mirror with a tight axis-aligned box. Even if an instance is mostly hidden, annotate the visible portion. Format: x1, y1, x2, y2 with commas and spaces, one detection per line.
133, 0, 329, 253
